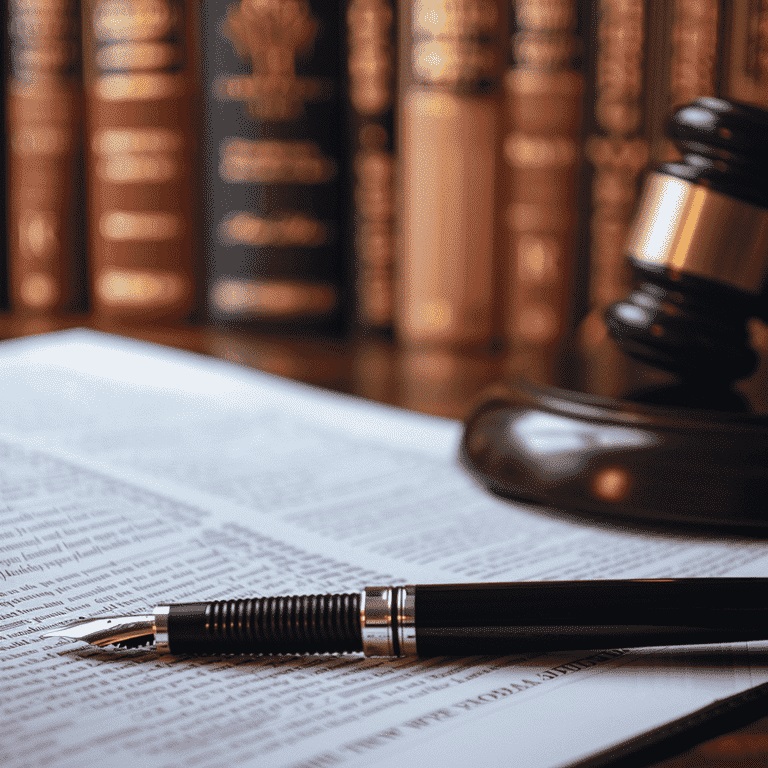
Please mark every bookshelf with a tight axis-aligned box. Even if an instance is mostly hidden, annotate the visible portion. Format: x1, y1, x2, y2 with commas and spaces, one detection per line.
5, 2, 768, 765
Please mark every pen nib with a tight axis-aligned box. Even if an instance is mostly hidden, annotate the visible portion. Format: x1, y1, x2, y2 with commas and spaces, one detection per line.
42, 615, 157, 649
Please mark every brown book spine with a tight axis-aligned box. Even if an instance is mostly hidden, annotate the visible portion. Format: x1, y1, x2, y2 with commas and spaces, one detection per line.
581, 0, 649, 323
502, 1, 583, 351
724, 0, 768, 108
82, 0, 196, 321
396, 0, 506, 347
347, 0, 397, 331
7, 0, 85, 312
669, 0, 720, 109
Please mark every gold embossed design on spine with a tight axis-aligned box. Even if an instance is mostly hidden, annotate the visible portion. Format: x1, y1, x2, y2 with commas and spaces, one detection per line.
503, 0, 583, 351
7, 0, 85, 312
397, 0, 505, 347
83, 0, 196, 320
204, 1, 341, 327
627, 173, 768, 295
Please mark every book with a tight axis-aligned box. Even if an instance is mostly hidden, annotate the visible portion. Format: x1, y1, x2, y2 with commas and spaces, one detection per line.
3, 329, 768, 767
579, 0, 726, 337
724, 0, 768, 108
6, 0, 86, 313
502, 0, 583, 351
396, 0, 506, 347
81, 0, 197, 321
200, 0, 346, 333
579, 0, 650, 327
668, 0, 720, 111
347, 0, 397, 332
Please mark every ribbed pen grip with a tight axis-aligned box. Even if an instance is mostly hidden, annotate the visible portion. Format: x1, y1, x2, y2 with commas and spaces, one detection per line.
167, 594, 363, 655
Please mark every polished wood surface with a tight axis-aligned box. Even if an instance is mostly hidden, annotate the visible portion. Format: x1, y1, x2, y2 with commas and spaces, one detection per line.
2, 311, 768, 767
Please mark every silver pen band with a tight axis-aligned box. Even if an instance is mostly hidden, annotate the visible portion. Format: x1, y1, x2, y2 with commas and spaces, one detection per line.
153, 605, 171, 653
360, 585, 416, 657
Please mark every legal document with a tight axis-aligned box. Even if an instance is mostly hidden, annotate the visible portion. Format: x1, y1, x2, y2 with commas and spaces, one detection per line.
1, 329, 768, 768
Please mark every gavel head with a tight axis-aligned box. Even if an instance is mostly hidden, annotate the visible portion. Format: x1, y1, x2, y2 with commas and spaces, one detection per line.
605, 97, 768, 383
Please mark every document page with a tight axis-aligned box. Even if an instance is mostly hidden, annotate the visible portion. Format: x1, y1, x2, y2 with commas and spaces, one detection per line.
1, 329, 768, 768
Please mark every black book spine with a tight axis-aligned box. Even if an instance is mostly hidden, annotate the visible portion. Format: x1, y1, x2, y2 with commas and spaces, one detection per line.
201, 0, 346, 333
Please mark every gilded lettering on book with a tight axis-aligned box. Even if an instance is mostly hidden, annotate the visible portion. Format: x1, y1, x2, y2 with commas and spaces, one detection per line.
20, 273, 59, 310
211, 279, 337, 316
96, 268, 190, 308
98, 153, 179, 183
93, 0, 177, 43
347, 0, 394, 115
413, 0, 499, 36
223, 0, 325, 120
220, 212, 330, 248
93, 128, 182, 154
96, 41, 179, 71
411, 0, 502, 89
220, 139, 336, 184
99, 211, 183, 241
515, 0, 575, 30
504, 134, 577, 169
96, 72, 183, 101
19, 211, 58, 260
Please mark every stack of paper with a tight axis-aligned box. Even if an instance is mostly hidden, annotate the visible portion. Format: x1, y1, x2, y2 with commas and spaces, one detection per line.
1, 330, 767, 768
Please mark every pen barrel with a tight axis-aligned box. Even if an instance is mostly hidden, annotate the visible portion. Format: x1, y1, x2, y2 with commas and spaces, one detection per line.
413, 579, 768, 656
166, 594, 363, 655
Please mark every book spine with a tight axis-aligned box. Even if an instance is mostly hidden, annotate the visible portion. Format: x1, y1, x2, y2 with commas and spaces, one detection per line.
396, 0, 506, 347
581, 0, 649, 323
82, 0, 196, 321
6, 0, 85, 312
502, 0, 583, 351
724, 0, 768, 108
347, 0, 397, 332
201, 1, 345, 332
669, 0, 720, 109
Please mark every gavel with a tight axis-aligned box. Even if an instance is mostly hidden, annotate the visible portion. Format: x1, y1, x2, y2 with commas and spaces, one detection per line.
605, 97, 768, 383
461, 98, 768, 530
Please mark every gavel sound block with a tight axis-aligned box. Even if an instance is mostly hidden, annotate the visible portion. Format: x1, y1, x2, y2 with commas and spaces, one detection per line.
462, 98, 768, 531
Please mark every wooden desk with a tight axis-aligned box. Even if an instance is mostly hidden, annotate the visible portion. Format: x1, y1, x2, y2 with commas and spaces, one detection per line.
2, 312, 768, 767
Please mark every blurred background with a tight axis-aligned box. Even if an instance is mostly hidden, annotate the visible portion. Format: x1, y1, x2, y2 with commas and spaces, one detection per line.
3, 0, 768, 417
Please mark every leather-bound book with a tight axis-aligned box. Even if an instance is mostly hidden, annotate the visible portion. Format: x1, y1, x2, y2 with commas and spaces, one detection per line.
6, 0, 86, 313
724, 0, 768, 109
580, 0, 722, 335
347, 0, 397, 332
396, 0, 506, 347
82, 0, 197, 321
580, 0, 649, 325
502, 0, 583, 352
201, 1, 345, 333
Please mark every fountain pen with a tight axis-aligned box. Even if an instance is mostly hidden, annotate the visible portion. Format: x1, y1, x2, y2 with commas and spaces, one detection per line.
42, 579, 768, 657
